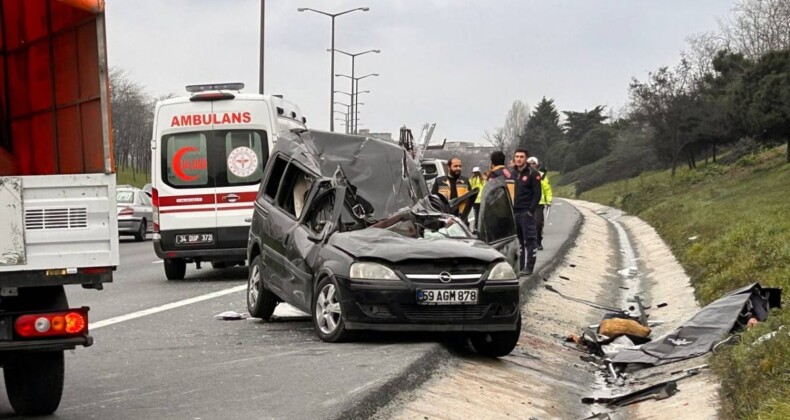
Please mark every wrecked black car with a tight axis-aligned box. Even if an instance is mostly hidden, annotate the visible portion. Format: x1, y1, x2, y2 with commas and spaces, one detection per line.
246, 131, 522, 357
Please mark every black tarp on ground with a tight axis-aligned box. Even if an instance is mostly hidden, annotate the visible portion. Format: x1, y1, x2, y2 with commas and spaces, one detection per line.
611, 283, 779, 368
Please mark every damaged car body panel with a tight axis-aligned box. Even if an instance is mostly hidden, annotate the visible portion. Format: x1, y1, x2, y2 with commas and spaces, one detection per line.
247, 131, 522, 355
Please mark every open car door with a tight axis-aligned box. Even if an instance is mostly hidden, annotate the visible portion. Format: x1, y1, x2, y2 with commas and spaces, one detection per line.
477, 177, 519, 270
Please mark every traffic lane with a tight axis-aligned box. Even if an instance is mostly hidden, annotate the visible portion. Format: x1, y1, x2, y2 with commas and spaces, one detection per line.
0, 292, 441, 420
66, 239, 248, 323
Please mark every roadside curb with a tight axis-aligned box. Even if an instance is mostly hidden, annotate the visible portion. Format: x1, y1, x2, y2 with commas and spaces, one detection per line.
521, 198, 584, 303
340, 199, 584, 420
333, 344, 451, 420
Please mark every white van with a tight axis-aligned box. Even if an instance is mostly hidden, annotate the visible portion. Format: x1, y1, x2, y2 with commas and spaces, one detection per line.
150, 83, 306, 280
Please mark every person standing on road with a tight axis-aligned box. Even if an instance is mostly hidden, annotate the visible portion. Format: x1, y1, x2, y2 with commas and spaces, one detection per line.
528, 157, 552, 250
487, 151, 511, 180
431, 157, 469, 217
469, 167, 485, 231
511, 149, 542, 275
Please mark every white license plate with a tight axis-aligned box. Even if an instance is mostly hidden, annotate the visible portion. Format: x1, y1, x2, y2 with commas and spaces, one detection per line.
417, 289, 478, 305
176, 233, 214, 245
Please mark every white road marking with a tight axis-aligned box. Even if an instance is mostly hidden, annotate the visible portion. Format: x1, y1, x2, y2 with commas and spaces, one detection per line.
152, 260, 163, 264
89, 285, 246, 330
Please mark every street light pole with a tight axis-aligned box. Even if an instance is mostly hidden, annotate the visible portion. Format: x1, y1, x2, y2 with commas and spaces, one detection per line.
297, 7, 370, 132
336, 73, 377, 134
259, 0, 265, 94
332, 49, 379, 134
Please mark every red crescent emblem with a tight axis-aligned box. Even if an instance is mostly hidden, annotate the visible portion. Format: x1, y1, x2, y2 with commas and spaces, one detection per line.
522, 176, 527, 182
173, 147, 200, 181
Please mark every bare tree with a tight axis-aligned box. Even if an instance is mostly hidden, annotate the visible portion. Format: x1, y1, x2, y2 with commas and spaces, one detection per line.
682, 31, 727, 81
110, 68, 155, 181
502, 100, 530, 148
719, 0, 790, 60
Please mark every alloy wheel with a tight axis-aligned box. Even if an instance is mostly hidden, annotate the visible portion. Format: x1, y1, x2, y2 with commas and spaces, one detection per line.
315, 283, 342, 334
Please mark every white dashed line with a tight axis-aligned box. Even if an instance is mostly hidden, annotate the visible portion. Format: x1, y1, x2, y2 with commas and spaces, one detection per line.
89, 285, 246, 330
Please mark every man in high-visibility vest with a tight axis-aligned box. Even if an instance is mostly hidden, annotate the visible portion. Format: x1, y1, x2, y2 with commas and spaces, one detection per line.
528, 156, 552, 250
430, 157, 469, 217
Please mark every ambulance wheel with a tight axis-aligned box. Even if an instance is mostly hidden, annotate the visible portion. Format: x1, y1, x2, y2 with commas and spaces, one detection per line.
3, 351, 64, 415
247, 255, 277, 320
470, 312, 521, 358
164, 258, 186, 280
134, 219, 147, 242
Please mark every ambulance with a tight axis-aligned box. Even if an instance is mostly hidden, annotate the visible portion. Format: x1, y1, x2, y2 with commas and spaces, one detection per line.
150, 83, 306, 280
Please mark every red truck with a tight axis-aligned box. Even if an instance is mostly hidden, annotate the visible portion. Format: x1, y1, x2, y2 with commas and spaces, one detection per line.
0, 0, 117, 415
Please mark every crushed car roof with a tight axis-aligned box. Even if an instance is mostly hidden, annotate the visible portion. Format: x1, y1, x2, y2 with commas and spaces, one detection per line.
275, 130, 429, 221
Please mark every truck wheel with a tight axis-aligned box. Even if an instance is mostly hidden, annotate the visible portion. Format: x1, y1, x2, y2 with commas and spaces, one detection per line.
247, 255, 277, 320
312, 276, 351, 343
470, 312, 521, 358
3, 351, 64, 415
134, 219, 147, 242
164, 258, 186, 280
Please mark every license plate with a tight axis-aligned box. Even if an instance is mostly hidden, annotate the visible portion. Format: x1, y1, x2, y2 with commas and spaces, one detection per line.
176, 233, 214, 245
417, 289, 478, 305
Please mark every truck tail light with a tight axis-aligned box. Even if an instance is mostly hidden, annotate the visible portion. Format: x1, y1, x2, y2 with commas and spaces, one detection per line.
118, 207, 134, 216
152, 188, 160, 233
80, 267, 110, 275
15, 309, 89, 338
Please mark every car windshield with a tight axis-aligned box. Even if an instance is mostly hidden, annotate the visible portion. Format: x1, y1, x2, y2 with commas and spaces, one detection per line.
117, 191, 135, 204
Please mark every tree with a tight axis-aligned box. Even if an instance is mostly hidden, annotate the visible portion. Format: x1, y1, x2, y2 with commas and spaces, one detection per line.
629, 61, 702, 176
519, 97, 563, 167
734, 49, 790, 162
563, 105, 608, 144
682, 31, 727, 82
483, 100, 529, 158
110, 68, 156, 180
719, 0, 790, 61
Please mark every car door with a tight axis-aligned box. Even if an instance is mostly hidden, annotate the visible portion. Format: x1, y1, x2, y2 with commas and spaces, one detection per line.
285, 184, 346, 311
264, 159, 316, 299
477, 177, 519, 269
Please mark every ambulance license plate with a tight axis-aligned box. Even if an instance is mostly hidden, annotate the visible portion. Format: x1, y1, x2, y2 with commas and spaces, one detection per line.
176, 233, 214, 245
416, 289, 478, 305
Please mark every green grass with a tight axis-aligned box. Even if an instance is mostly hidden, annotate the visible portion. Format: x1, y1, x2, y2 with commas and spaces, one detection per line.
115, 166, 149, 189
558, 145, 790, 419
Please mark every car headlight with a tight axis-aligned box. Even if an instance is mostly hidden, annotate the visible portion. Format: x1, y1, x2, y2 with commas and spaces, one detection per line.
488, 261, 517, 281
349, 262, 400, 281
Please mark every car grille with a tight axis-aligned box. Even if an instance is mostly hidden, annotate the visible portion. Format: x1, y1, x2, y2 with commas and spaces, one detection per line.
25, 207, 88, 230
396, 258, 487, 284
400, 304, 490, 321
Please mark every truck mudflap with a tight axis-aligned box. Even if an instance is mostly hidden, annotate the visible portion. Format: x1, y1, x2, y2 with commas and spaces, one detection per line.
0, 307, 92, 352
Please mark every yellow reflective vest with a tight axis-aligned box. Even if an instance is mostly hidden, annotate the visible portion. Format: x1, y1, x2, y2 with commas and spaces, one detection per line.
540, 173, 553, 205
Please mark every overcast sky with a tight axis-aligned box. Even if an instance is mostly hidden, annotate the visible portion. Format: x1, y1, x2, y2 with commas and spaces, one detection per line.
105, 0, 734, 142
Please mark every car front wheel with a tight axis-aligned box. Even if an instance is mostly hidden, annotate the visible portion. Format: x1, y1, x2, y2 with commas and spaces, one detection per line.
470, 312, 521, 358
247, 255, 277, 320
312, 277, 351, 343
134, 219, 147, 242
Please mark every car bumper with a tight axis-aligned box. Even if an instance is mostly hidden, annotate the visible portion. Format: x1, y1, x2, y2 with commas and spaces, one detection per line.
153, 239, 247, 261
118, 218, 142, 234
336, 276, 521, 332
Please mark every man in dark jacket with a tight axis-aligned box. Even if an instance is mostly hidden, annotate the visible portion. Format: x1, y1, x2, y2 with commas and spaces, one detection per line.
511, 149, 542, 275
431, 157, 469, 217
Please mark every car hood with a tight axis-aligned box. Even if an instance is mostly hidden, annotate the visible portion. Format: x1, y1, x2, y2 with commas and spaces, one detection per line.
327, 228, 505, 264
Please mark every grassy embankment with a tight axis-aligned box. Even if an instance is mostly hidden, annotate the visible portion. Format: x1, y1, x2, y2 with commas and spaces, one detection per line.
556, 146, 790, 420
115, 166, 149, 189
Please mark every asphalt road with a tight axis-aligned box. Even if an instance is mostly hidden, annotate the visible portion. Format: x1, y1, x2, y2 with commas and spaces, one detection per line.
0, 200, 580, 419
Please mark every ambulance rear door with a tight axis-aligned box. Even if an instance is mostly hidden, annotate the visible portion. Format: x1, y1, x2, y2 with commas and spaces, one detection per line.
154, 101, 218, 250
211, 98, 272, 250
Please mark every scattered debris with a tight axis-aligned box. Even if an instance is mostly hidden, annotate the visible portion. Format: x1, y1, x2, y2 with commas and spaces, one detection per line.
543, 285, 623, 312
570, 264, 577, 268
582, 379, 679, 407
559, 275, 571, 280
599, 318, 651, 340
656, 303, 668, 309
752, 326, 788, 346
214, 310, 247, 320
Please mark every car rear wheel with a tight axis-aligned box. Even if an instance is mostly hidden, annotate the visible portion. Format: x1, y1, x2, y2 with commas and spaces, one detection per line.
164, 258, 186, 280
134, 219, 147, 242
470, 312, 521, 358
247, 255, 277, 320
312, 277, 351, 343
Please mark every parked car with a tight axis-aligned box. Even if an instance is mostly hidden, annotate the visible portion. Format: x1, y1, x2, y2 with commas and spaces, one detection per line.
117, 187, 153, 241
246, 131, 521, 357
